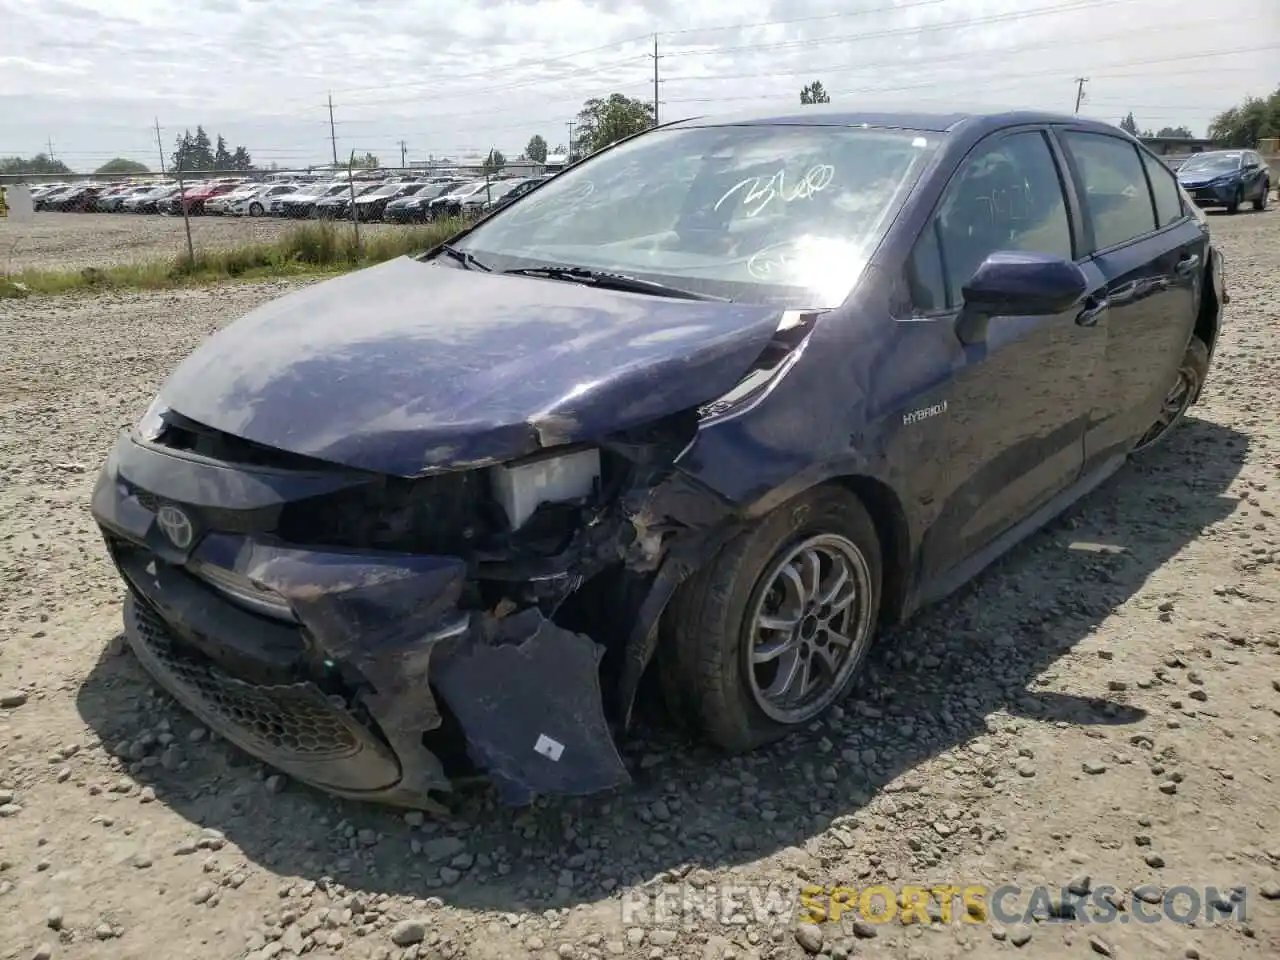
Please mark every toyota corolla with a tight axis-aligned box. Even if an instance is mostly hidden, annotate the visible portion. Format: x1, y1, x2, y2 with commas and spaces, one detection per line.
90, 108, 1226, 812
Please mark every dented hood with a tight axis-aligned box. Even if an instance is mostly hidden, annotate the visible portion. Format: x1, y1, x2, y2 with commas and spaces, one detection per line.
156, 256, 786, 476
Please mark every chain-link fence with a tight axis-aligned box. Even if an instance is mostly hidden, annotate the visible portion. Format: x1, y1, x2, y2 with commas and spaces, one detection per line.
0, 148, 561, 291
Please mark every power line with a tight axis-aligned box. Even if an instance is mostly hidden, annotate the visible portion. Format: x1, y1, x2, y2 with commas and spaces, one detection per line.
661, 0, 1146, 58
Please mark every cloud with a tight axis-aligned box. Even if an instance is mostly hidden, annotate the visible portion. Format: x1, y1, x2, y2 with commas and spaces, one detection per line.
0, 0, 1273, 171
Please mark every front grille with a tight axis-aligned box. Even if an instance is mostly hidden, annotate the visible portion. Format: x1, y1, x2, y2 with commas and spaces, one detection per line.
128, 596, 361, 759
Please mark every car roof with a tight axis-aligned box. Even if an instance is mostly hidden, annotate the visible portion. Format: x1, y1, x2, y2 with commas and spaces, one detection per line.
662, 106, 1118, 136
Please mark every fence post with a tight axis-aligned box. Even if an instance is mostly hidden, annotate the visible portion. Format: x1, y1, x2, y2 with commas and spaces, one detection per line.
346, 151, 360, 256
176, 163, 195, 266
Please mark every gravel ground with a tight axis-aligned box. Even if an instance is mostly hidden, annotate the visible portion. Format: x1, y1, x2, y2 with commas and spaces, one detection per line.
0, 213, 410, 272
1, 211, 1278, 960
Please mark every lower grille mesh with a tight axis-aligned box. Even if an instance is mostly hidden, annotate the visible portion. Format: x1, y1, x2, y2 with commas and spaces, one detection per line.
127, 596, 362, 760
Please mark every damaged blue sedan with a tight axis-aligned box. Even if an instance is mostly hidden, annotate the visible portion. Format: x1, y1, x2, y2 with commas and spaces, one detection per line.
91, 108, 1225, 811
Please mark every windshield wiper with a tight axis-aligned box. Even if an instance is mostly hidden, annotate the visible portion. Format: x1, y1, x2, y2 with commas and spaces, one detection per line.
437, 244, 492, 272
503, 265, 728, 301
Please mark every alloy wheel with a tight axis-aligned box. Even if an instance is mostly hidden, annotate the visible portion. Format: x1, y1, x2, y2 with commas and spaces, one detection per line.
744, 533, 874, 724
1134, 360, 1200, 452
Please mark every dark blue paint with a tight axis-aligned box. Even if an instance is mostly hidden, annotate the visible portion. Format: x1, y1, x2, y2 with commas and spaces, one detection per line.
960, 251, 1089, 319
89, 107, 1224, 806
155, 256, 786, 477
1176, 149, 1271, 209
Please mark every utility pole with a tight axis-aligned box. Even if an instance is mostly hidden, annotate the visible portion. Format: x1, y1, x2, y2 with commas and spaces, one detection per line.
1074, 77, 1089, 115
652, 34, 662, 126
327, 93, 339, 167
46, 137, 55, 162
153, 118, 167, 175
399, 140, 407, 169
566, 120, 576, 161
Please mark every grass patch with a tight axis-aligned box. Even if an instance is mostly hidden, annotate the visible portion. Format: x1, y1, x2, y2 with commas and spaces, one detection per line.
0, 219, 464, 298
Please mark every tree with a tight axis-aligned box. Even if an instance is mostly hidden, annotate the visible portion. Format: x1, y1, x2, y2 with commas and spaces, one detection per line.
0, 154, 74, 176
213, 135, 232, 171
1207, 86, 1280, 147
170, 126, 253, 172
482, 148, 506, 175
1155, 125, 1195, 139
800, 81, 830, 105
95, 158, 150, 175
351, 152, 380, 169
525, 134, 548, 163
574, 93, 654, 156
1119, 112, 1139, 135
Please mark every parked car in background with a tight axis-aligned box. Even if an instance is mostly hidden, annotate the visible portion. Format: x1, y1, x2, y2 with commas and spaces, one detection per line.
85, 108, 1227, 811
125, 184, 181, 214
275, 182, 350, 218
382, 181, 466, 223
352, 181, 425, 221
313, 183, 379, 219
43, 183, 103, 212
426, 180, 493, 220
205, 184, 262, 216
105, 185, 162, 212
483, 175, 549, 215
93, 184, 136, 212
227, 184, 297, 217
459, 178, 530, 218
1176, 149, 1270, 213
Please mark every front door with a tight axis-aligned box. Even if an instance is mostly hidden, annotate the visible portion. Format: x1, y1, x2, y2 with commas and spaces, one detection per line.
904, 127, 1106, 583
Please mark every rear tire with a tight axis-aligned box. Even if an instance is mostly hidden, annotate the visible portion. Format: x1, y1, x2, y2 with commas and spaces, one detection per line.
1132, 336, 1210, 454
659, 486, 882, 753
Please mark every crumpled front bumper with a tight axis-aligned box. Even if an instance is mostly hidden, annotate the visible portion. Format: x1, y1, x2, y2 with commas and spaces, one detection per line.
90, 430, 631, 810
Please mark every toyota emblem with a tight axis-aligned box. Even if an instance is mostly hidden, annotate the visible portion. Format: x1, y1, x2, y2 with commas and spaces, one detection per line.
156, 504, 194, 549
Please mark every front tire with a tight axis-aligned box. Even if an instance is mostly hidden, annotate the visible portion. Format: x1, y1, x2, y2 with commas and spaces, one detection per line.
1227, 187, 1242, 214
1253, 182, 1269, 211
1132, 336, 1210, 454
659, 487, 882, 753
249, 202, 264, 217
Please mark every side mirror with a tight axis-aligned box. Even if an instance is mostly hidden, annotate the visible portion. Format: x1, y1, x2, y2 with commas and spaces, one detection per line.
956, 251, 1088, 345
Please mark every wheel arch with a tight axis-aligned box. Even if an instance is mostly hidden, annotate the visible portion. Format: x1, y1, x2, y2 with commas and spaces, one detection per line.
1192, 252, 1221, 403
614, 471, 915, 729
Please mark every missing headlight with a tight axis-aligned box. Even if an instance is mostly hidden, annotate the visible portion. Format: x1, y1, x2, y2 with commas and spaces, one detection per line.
488, 448, 601, 530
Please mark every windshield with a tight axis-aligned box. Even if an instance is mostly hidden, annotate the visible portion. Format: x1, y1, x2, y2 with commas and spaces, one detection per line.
1179, 153, 1242, 175
453, 123, 939, 307
366, 183, 402, 197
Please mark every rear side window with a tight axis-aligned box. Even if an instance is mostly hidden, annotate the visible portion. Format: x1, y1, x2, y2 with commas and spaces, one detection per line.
1139, 151, 1185, 228
1061, 131, 1157, 251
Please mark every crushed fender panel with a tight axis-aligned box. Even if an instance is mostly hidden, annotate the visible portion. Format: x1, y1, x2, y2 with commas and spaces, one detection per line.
432, 609, 631, 806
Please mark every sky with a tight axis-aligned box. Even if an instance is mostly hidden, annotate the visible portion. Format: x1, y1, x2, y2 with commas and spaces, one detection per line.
0, 0, 1275, 173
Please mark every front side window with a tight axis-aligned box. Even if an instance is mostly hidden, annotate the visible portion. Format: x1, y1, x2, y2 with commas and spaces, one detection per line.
1139, 150, 1185, 228
919, 129, 1072, 309
1061, 131, 1157, 251
452, 124, 942, 307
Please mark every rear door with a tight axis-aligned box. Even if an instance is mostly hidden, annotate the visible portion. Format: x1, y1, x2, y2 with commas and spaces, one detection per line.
1243, 151, 1268, 201
1054, 128, 1205, 465
904, 127, 1106, 580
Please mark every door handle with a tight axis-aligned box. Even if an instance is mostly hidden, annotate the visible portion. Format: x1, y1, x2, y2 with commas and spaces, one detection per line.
1175, 253, 1201, 278
1075, 295, 1109, 327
